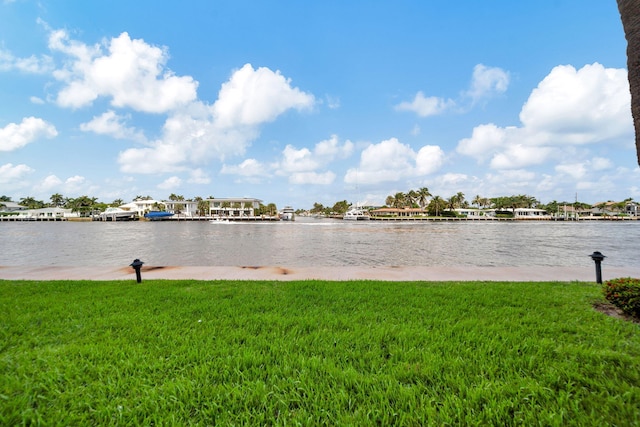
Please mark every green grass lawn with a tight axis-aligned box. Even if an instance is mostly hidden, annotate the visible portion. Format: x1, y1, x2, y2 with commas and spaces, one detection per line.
1, 279, 638, 426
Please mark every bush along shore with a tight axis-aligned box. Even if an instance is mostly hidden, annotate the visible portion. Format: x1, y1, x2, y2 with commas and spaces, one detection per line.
1, 279, 639, 425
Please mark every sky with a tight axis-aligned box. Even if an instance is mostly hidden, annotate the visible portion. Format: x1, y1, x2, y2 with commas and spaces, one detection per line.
1, 0, 638, 209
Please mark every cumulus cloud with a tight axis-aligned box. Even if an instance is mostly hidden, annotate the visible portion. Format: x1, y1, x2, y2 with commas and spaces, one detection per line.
157, 176, 182, 190
80, 110, 146, 142
457, 63, 632, 169
49, 30, 197, 113
395, 91, 456, 117
466, 64, 510, 103
273, 135, 354, 184
38, 174, 64, 191
0, 117, 58, 151
395, 64, 509, 117
118, 142, 187, 173
118, 64, 315, 173
345, 138, 445, 184
221, 158, 268, 177
520, 63, 630, 143
212, 64, 314, 128
36, 174, 87, 194
0, 163, 34, 184
187, 169, 211, 184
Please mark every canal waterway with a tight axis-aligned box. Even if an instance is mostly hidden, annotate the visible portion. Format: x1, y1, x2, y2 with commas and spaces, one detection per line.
0, 218, 637, 268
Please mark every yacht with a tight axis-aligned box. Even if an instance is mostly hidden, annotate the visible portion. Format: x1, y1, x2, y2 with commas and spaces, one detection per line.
343, 207, 370, 221
98, 207, 137, 221
279, 206, 295, 221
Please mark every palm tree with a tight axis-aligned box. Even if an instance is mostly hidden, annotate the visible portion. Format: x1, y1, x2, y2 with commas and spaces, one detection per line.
393, 192, 406, 208
417, 187, 431, 209
20, 196, 45, 209
49, 193, 65, 207
407, 190, 419, 208
197, 199, 210, 217
428, 196, 445, 217
110, 198, 124, 207
385, 195, 394, 207
617, 0, 640, 165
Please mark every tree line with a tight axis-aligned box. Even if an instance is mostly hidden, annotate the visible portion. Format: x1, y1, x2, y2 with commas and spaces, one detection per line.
308, 188, 635, 216
0, 194, 281, 217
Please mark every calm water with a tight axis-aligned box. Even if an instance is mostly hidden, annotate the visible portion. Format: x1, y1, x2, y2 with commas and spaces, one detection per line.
0, 218, 638, 267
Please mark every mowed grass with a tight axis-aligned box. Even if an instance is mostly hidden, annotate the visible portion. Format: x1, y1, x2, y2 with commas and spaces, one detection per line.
1, 280, 639, 426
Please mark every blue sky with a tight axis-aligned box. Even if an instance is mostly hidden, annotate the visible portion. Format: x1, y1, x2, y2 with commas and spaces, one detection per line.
1, 0, 637, 209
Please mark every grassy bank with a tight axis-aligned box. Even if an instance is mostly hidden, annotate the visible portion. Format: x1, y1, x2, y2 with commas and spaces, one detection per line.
1, 280, 638, 426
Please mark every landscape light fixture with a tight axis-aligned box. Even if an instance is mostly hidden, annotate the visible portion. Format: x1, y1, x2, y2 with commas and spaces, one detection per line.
130, 258, 144, 283
589, 251, 606, 284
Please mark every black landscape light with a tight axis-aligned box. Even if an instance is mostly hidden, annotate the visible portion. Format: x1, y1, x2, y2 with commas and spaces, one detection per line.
589, 251, 606, 284
130, 258, 144, 283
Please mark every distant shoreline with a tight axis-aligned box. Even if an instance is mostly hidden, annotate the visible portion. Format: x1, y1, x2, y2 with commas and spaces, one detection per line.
0, 216, 638, 222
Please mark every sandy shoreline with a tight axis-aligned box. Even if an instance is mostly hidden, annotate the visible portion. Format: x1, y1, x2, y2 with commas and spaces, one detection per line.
1, 265, 640, 282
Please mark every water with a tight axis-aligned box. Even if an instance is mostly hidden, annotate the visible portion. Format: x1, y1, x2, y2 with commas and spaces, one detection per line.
0, 218, 638, 267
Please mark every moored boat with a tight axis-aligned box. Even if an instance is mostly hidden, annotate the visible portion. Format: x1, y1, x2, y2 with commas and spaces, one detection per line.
343, 208, 370, 221
144, 211, 174, 220
279, 206, 295, 221
98, 207, 138, 221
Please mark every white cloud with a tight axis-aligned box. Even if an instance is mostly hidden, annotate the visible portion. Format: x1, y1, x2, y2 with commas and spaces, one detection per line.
118, 64, 315, 174
0, 117, 58, 151
221, 158, 268, 177
0, 48, 54, 73
50, 30, 198, 113
212, 63, 315, 128
489, 144, 554, 169
280, 146, 317, 173
39, 174, 63, 191
0, 163, 34, 184
187, 169, 211, 184
416, 145, 446, 175
30, 96, 45, 104
80, 110, 146, 142
35, 174, 87, 194
314, 134, 354, 159
289, 171, 336, 185
396, 64, 509, 117
273, 135, 354, 184
395, 91, 456, 117
157, 176, 182, 190
520, 63, 631, 143
325, 95, 340, 109
456, 63, 632, 170
466, 64, 510, 103
118, 142, 187, 174
345, 137, 445, 184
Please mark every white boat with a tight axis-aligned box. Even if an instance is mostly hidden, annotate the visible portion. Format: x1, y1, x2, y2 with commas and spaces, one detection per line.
210, 217, 232, 224
98, 207, 137, 221
343, 208, 370, 221
279, 206, 295, 221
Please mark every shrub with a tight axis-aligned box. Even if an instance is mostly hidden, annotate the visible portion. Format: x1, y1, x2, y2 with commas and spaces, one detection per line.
602, 277, 640, 317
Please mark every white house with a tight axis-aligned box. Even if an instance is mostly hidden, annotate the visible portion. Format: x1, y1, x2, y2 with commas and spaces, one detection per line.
207, 198, 262, 217
163, 200, 199, 217
119, 199, 167, 217
513, 208, 550, 219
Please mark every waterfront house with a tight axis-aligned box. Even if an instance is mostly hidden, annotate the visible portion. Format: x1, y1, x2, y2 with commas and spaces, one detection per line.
163, 200, 199, 217
119, 199, 167, 217
206, 198, 262, 218
370, 207, 425, 218
452, 208, 483, 218
0, 202, 28, 213
513, 208, 551, 219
